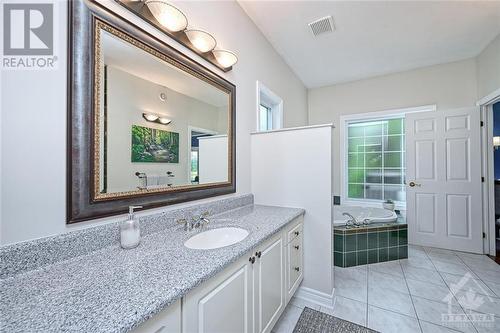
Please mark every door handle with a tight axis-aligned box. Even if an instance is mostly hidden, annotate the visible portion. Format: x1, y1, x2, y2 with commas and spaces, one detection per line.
408, 181, 421, 187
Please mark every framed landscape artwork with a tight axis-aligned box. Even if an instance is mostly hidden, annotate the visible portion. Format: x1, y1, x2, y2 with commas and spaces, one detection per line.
131, 125, 179, 163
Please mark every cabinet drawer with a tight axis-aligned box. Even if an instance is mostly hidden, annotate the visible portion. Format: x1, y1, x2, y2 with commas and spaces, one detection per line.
288, 236, 303, 292
287, 222, 303, 243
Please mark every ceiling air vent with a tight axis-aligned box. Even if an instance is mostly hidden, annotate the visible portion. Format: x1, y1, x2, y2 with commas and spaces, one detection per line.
308, 16, 335, 37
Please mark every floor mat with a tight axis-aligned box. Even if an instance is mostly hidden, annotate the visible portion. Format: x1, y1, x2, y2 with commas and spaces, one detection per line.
293, 307, 377, 333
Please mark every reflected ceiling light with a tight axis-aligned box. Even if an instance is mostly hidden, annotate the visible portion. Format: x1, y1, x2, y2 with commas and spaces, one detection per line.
143, 113, 172, 125
212, 49, 238, 68
145, 0, 188, 32
185, 29, 217, 53
158, 117, 172, 125
494, 136, 500, 150
143, 113, 159, 122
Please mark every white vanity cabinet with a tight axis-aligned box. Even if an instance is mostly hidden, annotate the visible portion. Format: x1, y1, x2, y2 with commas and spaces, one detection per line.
253, 233, 285, 333
133, 216, 303, 333
182, 254, 254, 333
286, 218, 303, 301
132, 299, 181, 333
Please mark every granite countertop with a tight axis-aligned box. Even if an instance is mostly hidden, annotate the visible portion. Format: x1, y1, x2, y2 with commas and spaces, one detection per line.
0, 204, 304, 333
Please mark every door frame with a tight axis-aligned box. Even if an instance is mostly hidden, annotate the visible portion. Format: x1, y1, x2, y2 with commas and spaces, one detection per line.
187, 126, 219, 183
478, 87, 500, 255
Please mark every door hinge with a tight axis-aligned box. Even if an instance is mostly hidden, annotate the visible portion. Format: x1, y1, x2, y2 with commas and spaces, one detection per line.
483, 232, 486, 239
482, 177, 485, 182
480, 121, 484, 127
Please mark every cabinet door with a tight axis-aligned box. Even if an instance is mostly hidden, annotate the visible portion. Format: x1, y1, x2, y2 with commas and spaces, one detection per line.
255, 234, 285, 333
183, 256, 253, 333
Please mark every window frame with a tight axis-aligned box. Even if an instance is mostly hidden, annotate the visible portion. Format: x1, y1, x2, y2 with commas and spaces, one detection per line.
256, 81, 283, 132
339, 105, 437, 210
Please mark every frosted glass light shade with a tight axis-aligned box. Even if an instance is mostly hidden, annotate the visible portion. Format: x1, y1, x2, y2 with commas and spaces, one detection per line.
145, 1, 188, 32
159, 117, 172, 125
185, 29, 217, 53
143, 113, 159, 121
212, 49, 238, 68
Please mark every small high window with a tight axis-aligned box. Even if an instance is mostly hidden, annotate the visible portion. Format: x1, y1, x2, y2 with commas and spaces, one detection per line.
256, 81, 283, 132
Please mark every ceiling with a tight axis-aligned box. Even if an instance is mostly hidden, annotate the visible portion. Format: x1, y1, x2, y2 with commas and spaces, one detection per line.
102, 31, 228, 107
239, 1, 500, 88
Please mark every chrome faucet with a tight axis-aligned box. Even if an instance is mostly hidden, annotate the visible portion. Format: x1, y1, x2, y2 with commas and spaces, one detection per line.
177, 211, 211, 232
193, 211, 211, 230
343, 212, 361, 228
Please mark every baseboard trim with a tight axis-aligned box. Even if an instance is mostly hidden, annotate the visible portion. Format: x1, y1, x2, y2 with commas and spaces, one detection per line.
294, 286, 335, 310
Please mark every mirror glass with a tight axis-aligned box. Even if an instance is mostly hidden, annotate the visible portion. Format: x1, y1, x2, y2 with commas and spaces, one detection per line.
96, 27, 230, 196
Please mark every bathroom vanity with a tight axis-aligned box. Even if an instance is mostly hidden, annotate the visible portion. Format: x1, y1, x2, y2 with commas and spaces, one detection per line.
135, 215, 303, 333
0, 195, 304, 332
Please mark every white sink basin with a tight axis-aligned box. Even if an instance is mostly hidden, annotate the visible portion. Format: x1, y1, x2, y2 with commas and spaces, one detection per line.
184, 227, 249, 250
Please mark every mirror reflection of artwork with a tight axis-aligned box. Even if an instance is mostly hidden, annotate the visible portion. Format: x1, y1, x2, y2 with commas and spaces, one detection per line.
131, 125, 179, 163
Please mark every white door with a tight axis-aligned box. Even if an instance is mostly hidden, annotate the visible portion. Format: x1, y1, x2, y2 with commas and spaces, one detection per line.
406, 107, 483, 253
255, 235, 284, 333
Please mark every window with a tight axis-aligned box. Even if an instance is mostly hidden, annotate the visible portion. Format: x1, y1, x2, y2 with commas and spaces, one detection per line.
346, 117, 406, 203
256, 81, 283, 131
259, 104, 273, 131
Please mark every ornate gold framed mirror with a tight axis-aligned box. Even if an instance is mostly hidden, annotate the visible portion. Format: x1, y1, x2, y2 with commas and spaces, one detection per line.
68, 0, 236, 223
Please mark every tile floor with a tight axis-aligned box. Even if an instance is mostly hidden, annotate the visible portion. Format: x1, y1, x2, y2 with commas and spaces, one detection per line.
272, 245, 500, 333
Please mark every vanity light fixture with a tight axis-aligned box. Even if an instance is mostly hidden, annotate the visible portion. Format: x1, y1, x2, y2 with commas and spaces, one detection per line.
185, 29, 217, 53
142, 112, 172, 125
144, 0, 188, 32
494, 136, 500, 150
143, 113, 159, 122
212, 49, 238, 68
123, 0, 239, 71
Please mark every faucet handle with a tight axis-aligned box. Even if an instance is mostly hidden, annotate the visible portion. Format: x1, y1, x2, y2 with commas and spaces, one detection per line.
176, 218, 192, 231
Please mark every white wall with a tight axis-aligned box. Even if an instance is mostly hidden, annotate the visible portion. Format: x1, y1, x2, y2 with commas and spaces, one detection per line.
0, 0, 308, 245
106, 66, 224, 192
198, 135, 228, 183
476, 33, 500, 100
251, 125, 334, 300
308, 59, 478, 194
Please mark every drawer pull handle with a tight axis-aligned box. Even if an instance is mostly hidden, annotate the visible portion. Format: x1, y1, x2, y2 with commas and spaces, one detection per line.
294, 267, 300, 272
294, 231, 300, 236
255, 251, 262, 258
249, 256, 255, 264
294, 245, 300, 250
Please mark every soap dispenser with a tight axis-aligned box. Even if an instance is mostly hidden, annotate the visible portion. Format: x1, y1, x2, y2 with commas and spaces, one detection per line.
120, 206, 142, 249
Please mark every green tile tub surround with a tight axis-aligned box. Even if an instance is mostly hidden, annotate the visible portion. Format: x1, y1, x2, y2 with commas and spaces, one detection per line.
357, 250, 368, 265
367, 232, 378, 249
357, 233, 368, 251
333, 223, 407, 268
388, 246, 398, 261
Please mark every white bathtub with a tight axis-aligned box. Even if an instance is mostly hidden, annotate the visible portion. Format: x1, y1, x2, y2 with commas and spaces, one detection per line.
333, 205, 397, 226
